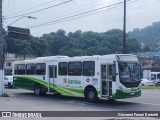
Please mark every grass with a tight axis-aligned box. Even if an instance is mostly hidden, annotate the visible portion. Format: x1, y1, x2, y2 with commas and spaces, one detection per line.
0, 93, 9, 97
141, 86, 160, 89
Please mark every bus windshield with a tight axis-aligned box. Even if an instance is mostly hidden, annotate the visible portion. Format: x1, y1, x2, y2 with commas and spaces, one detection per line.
119, 62, 141, 87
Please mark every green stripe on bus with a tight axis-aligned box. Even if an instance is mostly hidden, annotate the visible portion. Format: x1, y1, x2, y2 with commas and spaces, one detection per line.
113, 89, 141, 99
63, 87, 84, 94
14, 76, 86, 95
14, 76, 101, 96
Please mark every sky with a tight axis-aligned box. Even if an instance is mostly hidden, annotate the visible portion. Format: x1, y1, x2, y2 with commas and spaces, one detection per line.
3, 0, 160, 37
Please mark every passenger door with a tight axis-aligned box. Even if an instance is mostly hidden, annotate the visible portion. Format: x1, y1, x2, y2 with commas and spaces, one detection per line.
101, 63, 116, 97
48, 65, 57, 92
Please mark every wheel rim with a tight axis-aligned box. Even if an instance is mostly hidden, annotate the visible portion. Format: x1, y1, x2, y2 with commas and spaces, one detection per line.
88, 91, 96, 101
35, 86, 40, 95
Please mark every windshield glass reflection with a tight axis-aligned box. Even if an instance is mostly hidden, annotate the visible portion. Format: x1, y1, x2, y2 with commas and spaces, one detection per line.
119, 62, 141, 83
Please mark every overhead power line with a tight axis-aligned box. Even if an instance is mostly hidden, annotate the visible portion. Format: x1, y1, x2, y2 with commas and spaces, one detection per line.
24, 0, 115, 28
6, 0, 57, 17
27, 0, 140, 29
27, 1, 124, 28
5, 0, 74, 19
5, 0, 143, 29
28, 4, 124, 29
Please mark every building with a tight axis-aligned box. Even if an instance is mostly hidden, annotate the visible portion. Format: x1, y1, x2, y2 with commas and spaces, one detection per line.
4, 53, 34, 76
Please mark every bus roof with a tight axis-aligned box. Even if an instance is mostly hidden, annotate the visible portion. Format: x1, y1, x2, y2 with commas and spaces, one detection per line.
13, 54, 138, 63
36, 55, 69, 60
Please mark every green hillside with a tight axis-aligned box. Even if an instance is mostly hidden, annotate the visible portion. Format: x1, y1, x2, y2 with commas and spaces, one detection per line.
5, 29, 141, 57
128, 22, 160, 44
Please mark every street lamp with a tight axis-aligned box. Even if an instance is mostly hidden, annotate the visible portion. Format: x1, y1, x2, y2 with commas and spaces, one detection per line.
0, 15, 37, 95
7, 16, 37, 27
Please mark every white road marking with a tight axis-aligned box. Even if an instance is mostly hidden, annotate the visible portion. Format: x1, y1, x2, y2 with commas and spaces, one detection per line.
134, 102, 160, 106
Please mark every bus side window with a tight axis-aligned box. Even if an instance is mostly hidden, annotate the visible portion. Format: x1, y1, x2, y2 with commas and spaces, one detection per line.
83, 61, 95, 76
36, 63, 46, 75
17, 64, 26, 75
26, 63, 36, 75
68, 62, 82, 76
58, 62, 67, 75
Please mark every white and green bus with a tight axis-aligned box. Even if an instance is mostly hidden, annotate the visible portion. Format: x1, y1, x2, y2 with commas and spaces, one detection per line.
13, 54, 141, 102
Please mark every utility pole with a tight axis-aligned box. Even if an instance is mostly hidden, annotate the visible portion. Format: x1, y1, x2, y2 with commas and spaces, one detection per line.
123, 0, 126, 54
0, 0, 4, 95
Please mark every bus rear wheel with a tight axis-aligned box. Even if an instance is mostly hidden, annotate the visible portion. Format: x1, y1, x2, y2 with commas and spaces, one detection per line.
85, 88, 98, 103
8, 83, 13, 88
34, 84, 46, 96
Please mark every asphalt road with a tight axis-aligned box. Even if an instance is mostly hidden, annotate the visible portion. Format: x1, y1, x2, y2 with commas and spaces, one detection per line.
2, 87, 160, 111
0, 88, 160, 120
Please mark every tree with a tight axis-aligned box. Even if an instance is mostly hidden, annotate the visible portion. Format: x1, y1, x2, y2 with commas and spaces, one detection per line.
5, 28, 142, 57
60, 38, 83, 56
30, 37, 48, 57
126, 38, 141, 53
21, 48, 31, 59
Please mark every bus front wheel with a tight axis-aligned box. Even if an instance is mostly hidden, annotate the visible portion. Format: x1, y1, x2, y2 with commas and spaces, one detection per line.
34, 84, 46, 96
85, 88, 98, 103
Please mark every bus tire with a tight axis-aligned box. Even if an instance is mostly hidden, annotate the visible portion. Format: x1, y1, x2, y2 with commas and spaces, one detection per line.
108, 98, 115, 102
85, 88, 98, 103
8, 83, 13, 88
34, 84, 45, 96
